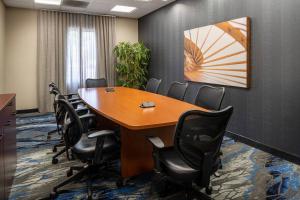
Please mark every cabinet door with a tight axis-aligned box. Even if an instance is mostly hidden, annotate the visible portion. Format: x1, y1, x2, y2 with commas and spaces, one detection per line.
0, 128, 5, 200
3, 116, 16, 199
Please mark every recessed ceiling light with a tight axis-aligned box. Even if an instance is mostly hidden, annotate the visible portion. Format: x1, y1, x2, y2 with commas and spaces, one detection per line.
35, 0, 61, 5
111, 5, 137, 13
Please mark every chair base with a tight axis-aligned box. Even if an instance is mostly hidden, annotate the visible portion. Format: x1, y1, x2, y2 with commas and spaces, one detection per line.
158, 186, 213, 200
52, 147, 67, 164
47, 129, 58, 140
151, 173, 213, 200
47, 125, 62, 140
50, 162, 119, 199
52, 140, 64, 152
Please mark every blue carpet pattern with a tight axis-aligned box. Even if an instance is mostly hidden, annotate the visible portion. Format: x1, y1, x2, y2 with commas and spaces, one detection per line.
8, 113, 300, 200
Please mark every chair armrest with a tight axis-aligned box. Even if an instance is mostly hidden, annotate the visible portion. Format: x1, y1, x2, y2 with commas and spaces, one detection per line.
88, 130, 114, 139
79, 113, 96, 132
79, 113, 95, 120
147, 137, 165, 149
70, 100, 83, 104
68, 97, 81, 102
75, 107, 89, 115
63, 93, 78, 97
70, 100, 85, 108
64, 93, 79, 100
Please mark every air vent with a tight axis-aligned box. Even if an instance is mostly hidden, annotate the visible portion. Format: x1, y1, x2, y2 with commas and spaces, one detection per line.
62, 0, 90, 8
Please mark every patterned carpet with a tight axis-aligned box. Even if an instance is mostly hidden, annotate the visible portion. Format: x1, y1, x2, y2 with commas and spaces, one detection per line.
8, 113, 300, 200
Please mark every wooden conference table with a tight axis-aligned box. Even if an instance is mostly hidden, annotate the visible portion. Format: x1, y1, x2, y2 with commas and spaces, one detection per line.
78, 87, 207, 178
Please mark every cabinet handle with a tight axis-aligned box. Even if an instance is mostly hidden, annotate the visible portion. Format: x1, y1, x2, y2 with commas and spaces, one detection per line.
3, 120, 12, 126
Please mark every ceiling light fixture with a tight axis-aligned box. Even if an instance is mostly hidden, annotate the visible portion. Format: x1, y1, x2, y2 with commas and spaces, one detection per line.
111, 5, 137, 13
35, 0, 61, 5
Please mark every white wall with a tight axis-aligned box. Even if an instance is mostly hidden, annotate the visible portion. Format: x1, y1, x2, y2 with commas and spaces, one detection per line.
3, 8, 139, 110
4, 8, 37, 110
0, 1, 5, 93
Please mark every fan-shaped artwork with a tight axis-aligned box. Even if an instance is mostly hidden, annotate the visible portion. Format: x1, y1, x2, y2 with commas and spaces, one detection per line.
184, 17, 251, 88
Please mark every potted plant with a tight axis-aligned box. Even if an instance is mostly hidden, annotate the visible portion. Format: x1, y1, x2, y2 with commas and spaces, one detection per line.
114, 42, 150, 89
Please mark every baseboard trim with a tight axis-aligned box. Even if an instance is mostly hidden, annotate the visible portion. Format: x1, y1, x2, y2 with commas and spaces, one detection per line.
17, 108, 39, 114
226, 131, 300, 165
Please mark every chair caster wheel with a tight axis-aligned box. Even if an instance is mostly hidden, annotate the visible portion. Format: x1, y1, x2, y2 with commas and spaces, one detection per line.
214, 172, 221, 178
116, 179, 123, 188
116, 178, 127, 188
66, 169, 73, 177
87, 190, 93, 200
70, 154, 76, 160
205, 186, 212, 195
53, 147, 57, 152
50, 191, 57, 199
52, 158, 58, 164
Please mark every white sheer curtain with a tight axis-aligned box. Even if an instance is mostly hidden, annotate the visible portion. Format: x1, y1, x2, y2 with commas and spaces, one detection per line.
37, 11, 116, 112
66, 26, 98, 92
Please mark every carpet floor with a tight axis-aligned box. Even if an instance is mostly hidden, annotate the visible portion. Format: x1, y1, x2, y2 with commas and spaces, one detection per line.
8, 113, 300, 200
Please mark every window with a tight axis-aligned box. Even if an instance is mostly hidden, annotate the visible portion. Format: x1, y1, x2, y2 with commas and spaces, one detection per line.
66, 27, 97, 92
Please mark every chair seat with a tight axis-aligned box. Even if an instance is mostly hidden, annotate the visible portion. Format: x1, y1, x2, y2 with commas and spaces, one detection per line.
72, 131, 119, 161
159, 147, 200, 182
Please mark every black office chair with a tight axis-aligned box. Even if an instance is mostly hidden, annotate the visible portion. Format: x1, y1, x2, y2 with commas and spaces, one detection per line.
86, 78, 108, 88
148, 106, 233, 199
51, 94, 92, 164
48, 83, 90, 164
167, 81, 188, 101
195, 85, 225, 110
145, 78, 162, 94
183, 83, 202, 104
50, 84, 82, 104
50, 99, 120, 199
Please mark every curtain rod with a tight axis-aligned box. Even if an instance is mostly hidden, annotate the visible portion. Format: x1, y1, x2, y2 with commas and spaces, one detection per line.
39, 8, 117, 18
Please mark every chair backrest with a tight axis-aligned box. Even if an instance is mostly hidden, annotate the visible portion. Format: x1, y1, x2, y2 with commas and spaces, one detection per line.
183, 83, 202, 104
145, 78, 162, 94
53, 94, 68, 124
195, 85, 225, 110
56, 98, 83, 147
174, 106, 233, 170
49, 85, 61, 96
49, 82, 56, 88
167, 81, 188, 101
86, 78, 107, 88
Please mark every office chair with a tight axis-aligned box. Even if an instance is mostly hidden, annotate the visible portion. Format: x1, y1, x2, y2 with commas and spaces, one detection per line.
195, 85, 226, 170
195, 85, 225, 110
148, 106, 233, 199
183, 83, 202, 104
51, 94, 92, 164
145, 78, 162, 94
50, 85, 81, 103
167, 81, 188, 101
48, 83, 90, 164
86, 78, 108, 88
50, 99, 120, 199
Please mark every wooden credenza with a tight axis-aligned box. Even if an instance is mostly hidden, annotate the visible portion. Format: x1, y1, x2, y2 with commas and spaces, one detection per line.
0, 94, 16, 200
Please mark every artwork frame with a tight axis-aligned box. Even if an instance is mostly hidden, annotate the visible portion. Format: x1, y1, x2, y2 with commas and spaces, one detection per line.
184, 17, 251, 88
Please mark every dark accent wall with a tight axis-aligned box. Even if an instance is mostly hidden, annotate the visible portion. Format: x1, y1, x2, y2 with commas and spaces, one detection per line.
139, 0, 300, 158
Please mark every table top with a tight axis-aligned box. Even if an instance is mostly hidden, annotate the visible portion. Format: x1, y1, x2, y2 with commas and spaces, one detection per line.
78, 87, 207, 130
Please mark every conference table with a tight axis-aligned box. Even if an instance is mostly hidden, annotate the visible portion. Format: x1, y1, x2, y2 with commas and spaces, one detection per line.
78, 87, 207, 179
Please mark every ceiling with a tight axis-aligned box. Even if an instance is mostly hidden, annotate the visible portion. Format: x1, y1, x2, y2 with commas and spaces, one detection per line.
3, 0, 176, 18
